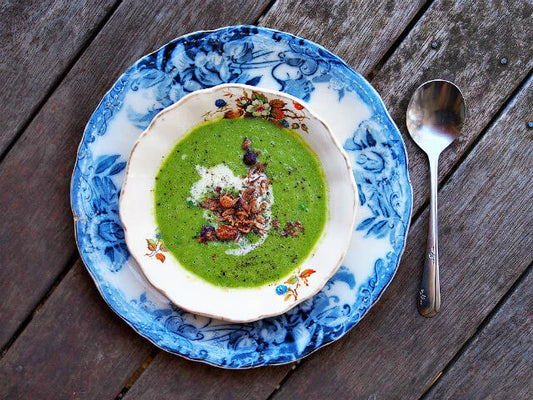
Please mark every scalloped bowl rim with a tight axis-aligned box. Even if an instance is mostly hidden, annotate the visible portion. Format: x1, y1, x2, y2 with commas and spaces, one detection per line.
119, 83, 358, 322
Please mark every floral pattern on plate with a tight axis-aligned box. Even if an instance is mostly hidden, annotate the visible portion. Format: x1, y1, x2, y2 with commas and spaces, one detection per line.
71, 25, 412, 368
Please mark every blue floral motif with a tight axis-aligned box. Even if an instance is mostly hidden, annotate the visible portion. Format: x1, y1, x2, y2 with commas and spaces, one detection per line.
74, 154, 128, 272
71, 26, 412, 368
122, 26, 361, 131
344, 120, 408, 246
215, 99, 226, 108
276, 285, 288, 295
125, 30, 270, 130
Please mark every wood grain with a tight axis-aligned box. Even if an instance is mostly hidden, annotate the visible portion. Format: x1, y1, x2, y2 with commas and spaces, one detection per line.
0, 0, 119, 155
259, 0, 427, 76
425, 267, 533, 399
0, 0, 270, 350
0, 261, 153, 400
123, 352, 291, 400
373, 0, 533, 214
271, 75, 533, 399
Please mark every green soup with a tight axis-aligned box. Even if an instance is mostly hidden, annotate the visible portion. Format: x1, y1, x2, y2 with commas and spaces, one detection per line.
155, 118, 327, 288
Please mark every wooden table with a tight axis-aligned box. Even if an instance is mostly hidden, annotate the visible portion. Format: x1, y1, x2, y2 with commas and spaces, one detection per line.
1, 1, 532, 398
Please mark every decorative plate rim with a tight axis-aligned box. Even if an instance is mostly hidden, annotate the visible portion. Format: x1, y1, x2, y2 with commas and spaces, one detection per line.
70, 25, 413, 368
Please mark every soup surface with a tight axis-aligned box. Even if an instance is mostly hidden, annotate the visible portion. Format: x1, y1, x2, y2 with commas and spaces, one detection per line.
155, 118, 327, 288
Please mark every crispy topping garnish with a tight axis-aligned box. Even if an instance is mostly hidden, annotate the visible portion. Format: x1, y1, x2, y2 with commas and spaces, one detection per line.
215, 215, 236, 225
240, 198, 250, 213
294, 221, 305, 234
200, 197, 219, 211
220, 194, 238, 208
235, 211, 248, 220
249, 199, 258, 214
286, 221, 299, 237
279, 221, 305, 238
194, 137, 274, 245
199, 225, 216, 244
241, 187, 255, 202
215, 224, 238, 241
222, 208, 235, 216
236, 220, 252, 234
254, 162, 265, 174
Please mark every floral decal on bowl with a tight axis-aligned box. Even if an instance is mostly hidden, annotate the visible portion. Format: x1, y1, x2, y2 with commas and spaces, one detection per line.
204, 88, 309, 132
275, 268, 316, 301
145, 235, 167, 262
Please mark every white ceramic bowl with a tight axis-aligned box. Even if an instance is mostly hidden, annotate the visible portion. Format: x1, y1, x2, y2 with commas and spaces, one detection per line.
120, 83, 357, 322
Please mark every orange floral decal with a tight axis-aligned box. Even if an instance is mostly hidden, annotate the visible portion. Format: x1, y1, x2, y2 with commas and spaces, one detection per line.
275, 268, 316, 301
145, 237, 167, 262
204, 89, 309, 132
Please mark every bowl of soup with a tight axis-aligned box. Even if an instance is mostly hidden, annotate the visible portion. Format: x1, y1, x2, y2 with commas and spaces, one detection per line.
120, 83, 357, 322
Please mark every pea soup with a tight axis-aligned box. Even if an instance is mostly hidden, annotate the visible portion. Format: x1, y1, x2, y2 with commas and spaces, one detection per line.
155, 118, 327, 288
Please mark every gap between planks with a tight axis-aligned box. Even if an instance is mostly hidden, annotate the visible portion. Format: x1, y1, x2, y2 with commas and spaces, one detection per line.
366, 0, 433, 81
265, 361, 300, 400
0, 0, 124, 165
0, 251, 78, 360
418, 261, 533, 399
258, 0, 279, 21
114, 348, 160, 400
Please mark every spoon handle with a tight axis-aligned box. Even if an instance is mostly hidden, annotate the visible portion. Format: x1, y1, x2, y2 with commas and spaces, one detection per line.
418, 155, 441, 317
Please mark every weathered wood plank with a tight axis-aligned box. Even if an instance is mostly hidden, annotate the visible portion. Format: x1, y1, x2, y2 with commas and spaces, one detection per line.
0, 261, 153, 400
0, 0, 271, 350
425, 267, 533, 400
123, 352, 291, 400
259, 0, 427, 76
0, 0, 119, 155
373, 0, 533, 214
271, 75, 533, 399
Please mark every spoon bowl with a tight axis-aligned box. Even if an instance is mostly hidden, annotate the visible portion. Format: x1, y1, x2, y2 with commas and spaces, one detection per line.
407, 80, 466, 153
406, 79, 466, 317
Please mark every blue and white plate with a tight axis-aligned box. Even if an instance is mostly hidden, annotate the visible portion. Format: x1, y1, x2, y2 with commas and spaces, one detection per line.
71, 26, 412, 368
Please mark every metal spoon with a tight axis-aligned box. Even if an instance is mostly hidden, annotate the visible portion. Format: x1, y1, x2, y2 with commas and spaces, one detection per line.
406, 79, 466, 318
